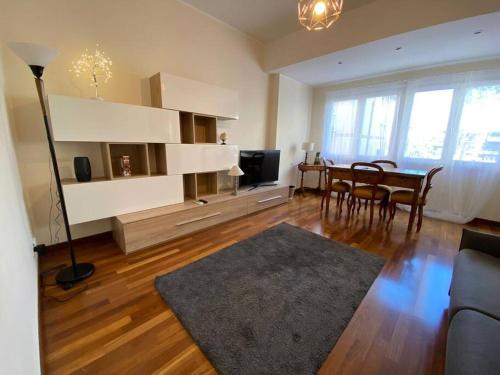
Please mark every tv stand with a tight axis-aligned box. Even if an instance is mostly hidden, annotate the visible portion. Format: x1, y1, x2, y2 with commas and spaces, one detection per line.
247, 183, 278, 191
112, 184, 289, 253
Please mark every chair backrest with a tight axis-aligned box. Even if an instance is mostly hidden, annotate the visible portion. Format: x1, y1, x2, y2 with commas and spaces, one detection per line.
421, 166, 444, 203
322, 159, 335, 186
351, 162, 384, 187
372, 159, 398, 168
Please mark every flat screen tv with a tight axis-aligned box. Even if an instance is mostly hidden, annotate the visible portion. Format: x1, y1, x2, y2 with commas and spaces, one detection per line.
239, 150, 280, 188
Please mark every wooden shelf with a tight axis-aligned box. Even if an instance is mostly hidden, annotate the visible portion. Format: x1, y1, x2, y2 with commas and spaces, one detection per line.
194, 115, 217, 143
183, 171, 219, 199
196, 172, 218, 197
183, 174, 197, 200
102, 143, 150, 180
179, 112, 195, 144
148, 143, 167, 175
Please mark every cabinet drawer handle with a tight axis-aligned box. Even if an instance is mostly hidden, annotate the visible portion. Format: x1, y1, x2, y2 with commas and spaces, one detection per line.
257, 195, 283, 204
176, 212, 222, 226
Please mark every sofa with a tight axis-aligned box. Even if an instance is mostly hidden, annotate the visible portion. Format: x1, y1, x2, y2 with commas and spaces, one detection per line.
446, 228, 500, 375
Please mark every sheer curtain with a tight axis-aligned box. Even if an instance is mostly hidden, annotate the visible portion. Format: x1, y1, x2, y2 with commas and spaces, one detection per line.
321, 70, 500, 223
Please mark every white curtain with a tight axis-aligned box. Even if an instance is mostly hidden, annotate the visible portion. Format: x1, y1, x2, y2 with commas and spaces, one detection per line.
321, 70, 500, 223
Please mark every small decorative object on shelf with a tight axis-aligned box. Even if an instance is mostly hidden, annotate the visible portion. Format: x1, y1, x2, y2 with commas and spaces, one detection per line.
314, 152, 321, 165
220, 132, 227, 145
120, 156, 132, 177
228, 165, 244, 195
70, 44, 113, 100
74, 156, 92, 182
301, 141, 314, 164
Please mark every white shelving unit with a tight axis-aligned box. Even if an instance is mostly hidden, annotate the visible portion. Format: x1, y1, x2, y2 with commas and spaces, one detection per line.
150, 72, 239, 120
63, 175, 184, 225
48, 75, 260, 253
48, 95, 181, 143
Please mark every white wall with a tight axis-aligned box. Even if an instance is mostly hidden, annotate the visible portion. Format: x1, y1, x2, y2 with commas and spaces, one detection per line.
268, 74, 313, 186
309, 59, 500, 221
1, 0, 271, 245
0, 48, 41, 375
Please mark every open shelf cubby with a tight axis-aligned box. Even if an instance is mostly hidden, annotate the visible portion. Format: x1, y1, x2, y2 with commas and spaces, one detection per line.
194, 115, 217, 143
183, 171, 219, 200
179, 112, 217, 144
148, 143, 167, 176
183, 173, 197, 200
217, 170, 233, 194
196, 172, 218, 197
179, 112, 195, 144
102, 143, 150, 180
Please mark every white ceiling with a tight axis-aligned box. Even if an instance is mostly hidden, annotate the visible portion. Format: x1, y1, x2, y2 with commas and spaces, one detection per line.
180, 0, 375, 42
278, 12, 500, 87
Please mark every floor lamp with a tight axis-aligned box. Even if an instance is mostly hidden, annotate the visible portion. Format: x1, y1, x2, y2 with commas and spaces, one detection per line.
8, 42, 95, 289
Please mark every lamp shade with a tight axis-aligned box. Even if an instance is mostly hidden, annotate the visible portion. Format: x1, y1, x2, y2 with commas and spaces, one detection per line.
302, 142, 315, 152
228, 165, 244, 177
8, 42, 58, 67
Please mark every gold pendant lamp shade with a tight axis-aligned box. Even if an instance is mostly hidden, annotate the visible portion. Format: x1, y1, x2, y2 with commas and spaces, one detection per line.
298, 0, 343, 31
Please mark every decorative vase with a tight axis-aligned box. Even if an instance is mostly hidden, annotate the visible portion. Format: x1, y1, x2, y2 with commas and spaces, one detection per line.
120, 156, 132, 176
74, 157, 92, 182
314, 152, 321, 165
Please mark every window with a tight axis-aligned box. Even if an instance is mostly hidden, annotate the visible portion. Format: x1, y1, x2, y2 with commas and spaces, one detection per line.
324, 94, 398, 159
322, 73, 500, 166
404, 89, 454, 160
325, 99, 358, 156
454, 85, 500, 163
359, 95, 397, 157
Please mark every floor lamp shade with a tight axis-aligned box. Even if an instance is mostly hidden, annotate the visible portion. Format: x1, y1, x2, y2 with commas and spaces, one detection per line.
9, 42, 95, 289
8, 42, 58, 67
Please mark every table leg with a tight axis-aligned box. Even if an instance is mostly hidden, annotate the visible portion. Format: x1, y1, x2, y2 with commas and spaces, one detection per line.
408, 186, 419, 232
317, 171, 322, 194
325, 170, 333, 215
300, 171, 305, 195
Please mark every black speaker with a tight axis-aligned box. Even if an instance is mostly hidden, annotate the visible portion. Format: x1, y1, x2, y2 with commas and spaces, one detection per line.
74, 156, 92, 182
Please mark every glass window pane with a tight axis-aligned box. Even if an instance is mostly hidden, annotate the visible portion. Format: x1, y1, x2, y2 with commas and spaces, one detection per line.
359, 95, 397, 157
454, 86, 500, 163
327, 99, 358, 156
404, 89, 454, 160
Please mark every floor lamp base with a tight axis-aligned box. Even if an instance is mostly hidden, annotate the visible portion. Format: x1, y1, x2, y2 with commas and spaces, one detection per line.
56, 263, 95, 290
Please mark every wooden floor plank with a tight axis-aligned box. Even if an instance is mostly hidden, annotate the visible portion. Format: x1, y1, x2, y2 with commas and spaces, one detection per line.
40, 194, 500, 374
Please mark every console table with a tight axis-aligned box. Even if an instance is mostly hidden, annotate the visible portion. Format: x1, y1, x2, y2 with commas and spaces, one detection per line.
298, 163, 326, 195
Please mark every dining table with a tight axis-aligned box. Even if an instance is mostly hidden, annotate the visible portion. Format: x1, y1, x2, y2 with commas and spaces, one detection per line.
325, 164, 428, 232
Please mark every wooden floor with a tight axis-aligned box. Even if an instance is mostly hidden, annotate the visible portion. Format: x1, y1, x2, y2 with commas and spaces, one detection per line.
39, 194, 500, 375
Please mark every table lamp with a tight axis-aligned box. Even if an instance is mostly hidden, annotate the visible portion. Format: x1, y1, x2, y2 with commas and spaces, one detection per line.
228, 165, 244, 195
302, 142, 315, 164
8, 42, 95, 289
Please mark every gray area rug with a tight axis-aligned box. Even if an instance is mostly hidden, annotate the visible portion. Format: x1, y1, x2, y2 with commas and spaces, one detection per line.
155, 223, 385, 375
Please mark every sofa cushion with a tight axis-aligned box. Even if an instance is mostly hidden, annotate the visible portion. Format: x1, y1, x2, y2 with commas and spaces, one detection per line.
450, 249, 500, 321
446, 309, 500, 375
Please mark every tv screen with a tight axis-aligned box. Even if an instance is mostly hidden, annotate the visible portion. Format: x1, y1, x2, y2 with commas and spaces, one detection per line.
239, 150, 280, 187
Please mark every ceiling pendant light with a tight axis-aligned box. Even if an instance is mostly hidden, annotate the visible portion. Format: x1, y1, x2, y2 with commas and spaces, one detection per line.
298, 0, 343, 31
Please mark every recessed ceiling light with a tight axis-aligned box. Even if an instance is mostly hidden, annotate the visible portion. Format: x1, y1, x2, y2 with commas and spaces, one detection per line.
473, 30, 482, 35
395, 47, 402, 51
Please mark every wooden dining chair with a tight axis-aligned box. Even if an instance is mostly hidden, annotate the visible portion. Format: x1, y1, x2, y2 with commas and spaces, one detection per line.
388, 166, 444, 231
372, 160, 398, 168
320, 159, 351, 214
348, 162, 390, 225
357, 160, 398, 211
